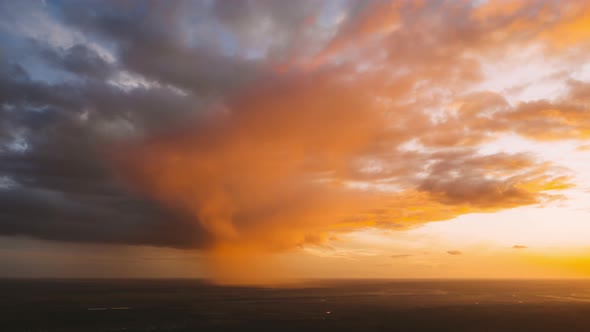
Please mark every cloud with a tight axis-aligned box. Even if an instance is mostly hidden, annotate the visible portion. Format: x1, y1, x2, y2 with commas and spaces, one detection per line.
447, 250, 463, 256
37, 43, 115, 79
390, 254, 413, 259
0, 0, 589, 282
513, 245, 528, 249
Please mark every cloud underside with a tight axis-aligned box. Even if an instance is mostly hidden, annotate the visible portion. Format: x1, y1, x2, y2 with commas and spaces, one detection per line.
0, 0, 589, 252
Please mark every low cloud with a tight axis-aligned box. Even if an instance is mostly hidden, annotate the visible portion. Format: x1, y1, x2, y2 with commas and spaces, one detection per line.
447, 250, 463, 256
390, 254, 413, 259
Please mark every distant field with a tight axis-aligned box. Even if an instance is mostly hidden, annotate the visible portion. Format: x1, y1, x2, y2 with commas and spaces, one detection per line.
3, 279, 590, 331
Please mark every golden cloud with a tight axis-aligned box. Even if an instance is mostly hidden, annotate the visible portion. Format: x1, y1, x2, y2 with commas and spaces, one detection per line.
112, 0, 590, 283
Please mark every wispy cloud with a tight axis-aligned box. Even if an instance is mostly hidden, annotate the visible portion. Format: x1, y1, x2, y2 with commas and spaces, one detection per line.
390, 254, 413, 259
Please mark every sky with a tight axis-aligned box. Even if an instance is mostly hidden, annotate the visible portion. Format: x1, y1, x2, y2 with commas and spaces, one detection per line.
1, 0, 590, 283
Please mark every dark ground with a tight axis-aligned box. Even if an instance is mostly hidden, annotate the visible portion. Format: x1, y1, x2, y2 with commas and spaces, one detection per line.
3, 279, 590, 332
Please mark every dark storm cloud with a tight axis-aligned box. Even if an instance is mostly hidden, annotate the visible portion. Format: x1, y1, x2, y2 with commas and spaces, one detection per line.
0, 0, 351, 249
59, 0, 266, 95
0, 0, 338, 248
0, 1, 231, 247
0, 57, 214, 247
0, 186, 212, 248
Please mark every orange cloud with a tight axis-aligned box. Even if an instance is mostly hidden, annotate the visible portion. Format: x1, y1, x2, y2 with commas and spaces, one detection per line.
288, 1, 402, 71
112, 0, 590, 283
391, 254, 413, 259
114, 74, 571, 283
541, 2, 590, 49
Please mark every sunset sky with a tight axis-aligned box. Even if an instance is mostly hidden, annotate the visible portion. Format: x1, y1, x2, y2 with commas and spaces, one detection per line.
1, 0, 590, 283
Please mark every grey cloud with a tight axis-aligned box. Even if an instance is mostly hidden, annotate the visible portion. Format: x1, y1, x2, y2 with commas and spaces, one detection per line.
59, 0, 265, 96
0, 186, 212, 248
416, 152, 561, 208
0, 0, 288, 249
37, 43, 115, 80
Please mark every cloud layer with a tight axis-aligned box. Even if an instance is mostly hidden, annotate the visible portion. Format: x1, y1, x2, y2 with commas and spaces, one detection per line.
1, 0, 589, 280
